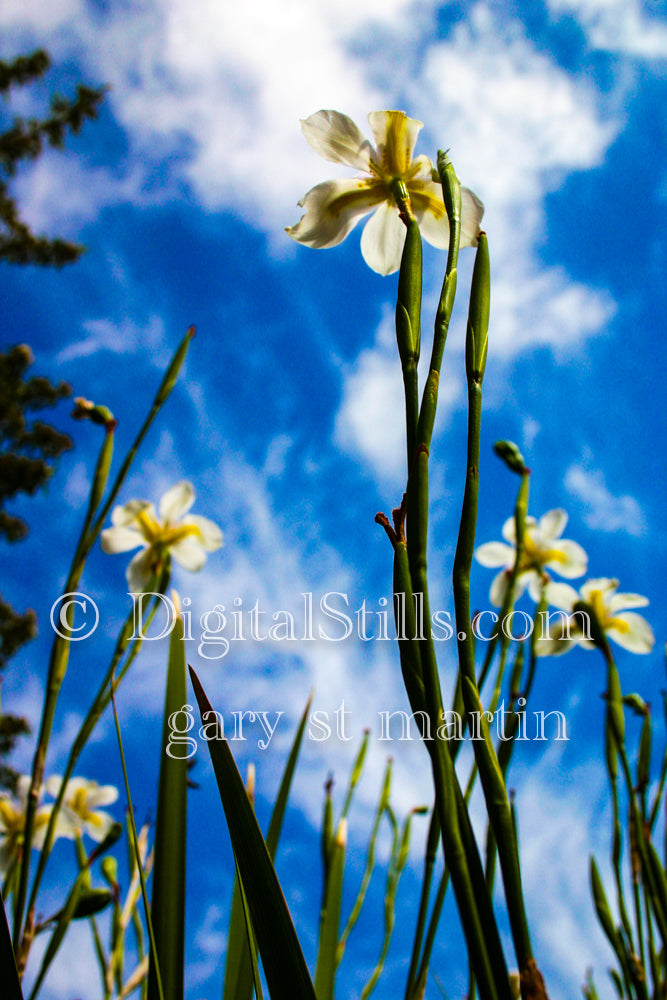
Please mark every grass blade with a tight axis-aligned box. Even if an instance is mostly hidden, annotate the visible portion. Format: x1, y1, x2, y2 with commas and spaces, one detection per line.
0, 896, 22, 1000
148, 599, 188, 1000
190, 667, 317, 1000
224, 693, 313, 1000
314, 819, 346, 1000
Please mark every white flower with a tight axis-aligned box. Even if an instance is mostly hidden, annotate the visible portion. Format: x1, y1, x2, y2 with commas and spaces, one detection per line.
475, 509, 588, 606
0, 776, 68, 876
286, 110, 484, 276
539, 577, 654, 656
46, 777, 119, 843
101, 481, 223, 592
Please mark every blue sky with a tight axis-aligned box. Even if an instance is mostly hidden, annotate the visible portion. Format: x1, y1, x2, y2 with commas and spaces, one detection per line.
1, 0, 667, 997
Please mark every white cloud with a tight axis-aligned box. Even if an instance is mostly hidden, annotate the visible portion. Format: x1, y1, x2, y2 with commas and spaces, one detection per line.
515, 753, 613, 999
549, 0, 667, 59
565, 464, 646, 535
56, 314, 168, 364
334, 307, 463, 483
418, 4, 618, 355
11, 154, 152, 238
334, 5, 618, 469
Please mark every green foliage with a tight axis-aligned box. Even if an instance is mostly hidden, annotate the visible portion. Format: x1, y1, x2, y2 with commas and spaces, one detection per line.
0, 45, 105, 789
0, 48, 106, 267
0, 344, 71, 786
0, 344, 71, 548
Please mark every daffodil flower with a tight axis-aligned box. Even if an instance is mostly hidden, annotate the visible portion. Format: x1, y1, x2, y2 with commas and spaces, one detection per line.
539, 577, 654, 656
101, 481, 223, 592
0, 776, 68, 876
286, 110, 484, 276
46, 776, 119, 843
475, 509, 588, 606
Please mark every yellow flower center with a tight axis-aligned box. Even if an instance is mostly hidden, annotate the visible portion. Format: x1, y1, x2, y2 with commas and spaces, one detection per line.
136, 510, 201, 548
518, 533, 568, 574
588, 589, 629, 635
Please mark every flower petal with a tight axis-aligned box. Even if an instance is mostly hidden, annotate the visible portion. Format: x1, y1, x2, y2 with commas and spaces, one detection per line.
544, 540, 588, 578
544, 582, 579, 611
287, 178, 385, 249
360, 201, 406, 275
607, 612, 655, 654
490, 568, 513, 607
159, 481, 195, 522
367, 111, 422, 176
126, 548, 156, 593
475, 541, 515, 568
608, 591, 649, 612
111, 500, 154, 527
83, 810, 116, 843
170, 537, 207, 572
580, 578, 617, 602
537, 509, 568, 543
411, 179, 451, 251
300, 111, 373, 171
459, 187, 485, 247
183, 515, 223, 552
101, 525, 145, 554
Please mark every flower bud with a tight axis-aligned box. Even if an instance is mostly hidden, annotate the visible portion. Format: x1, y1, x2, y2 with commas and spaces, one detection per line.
493, 440, 529, 476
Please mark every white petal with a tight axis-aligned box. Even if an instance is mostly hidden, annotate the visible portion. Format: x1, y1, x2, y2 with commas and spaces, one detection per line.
608, 592, 649, 612
490, 568, 513, 607
170, 537, 207, 572
459, 187, 485, 247
545, 540, 588, 578
580, 578, 617, 602
183, 515, 223, 552
407, 154, 436, 182
82, 783, 119, 809
16, 775, 35, 805
544, 582, 579, 611
101, 525, 145, 554
45, 776, 63, 797
300, 111, 373, 171
126, 548, 156, 593
367, 111, 422, 176
412, 181, 451, 251
159, 481, 195, 522
535, 635, 576, 657
287, 178, 385, 249
608, 612, 655, 654
83, 810, 116, 843
360, 201, 406, 275
111, 500, 154, 527
537, 509, 568, 543
474, 541, 514, 568
502, 515, 535, 545
526, 571, 548, 602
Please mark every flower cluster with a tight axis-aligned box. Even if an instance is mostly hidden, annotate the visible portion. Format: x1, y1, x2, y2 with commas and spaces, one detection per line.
475, 509, 587, 607
287, 110, 484, 275
101, 481, 222, 592
475, 508, 654, 656
0, 776, 118, 876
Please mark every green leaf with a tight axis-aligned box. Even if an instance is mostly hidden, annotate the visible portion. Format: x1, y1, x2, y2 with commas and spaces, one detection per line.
190, 667, 317, 1000
28, 871, 87, 1000
224, 693, 313, 1000
314, 818, 346, 1000
148, 606, 189, 1000
0, 895, 22, 1000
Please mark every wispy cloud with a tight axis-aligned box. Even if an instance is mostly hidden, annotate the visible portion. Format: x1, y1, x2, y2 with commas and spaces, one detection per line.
548, 0, 667, 59
565, 464, 646, 535
56, 315, 168, 364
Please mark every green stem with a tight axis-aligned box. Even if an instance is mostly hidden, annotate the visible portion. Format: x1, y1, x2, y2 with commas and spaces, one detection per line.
26, 575, 168, 927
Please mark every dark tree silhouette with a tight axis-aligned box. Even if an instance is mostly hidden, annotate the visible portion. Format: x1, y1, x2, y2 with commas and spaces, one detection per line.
0, 49, 105, 788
